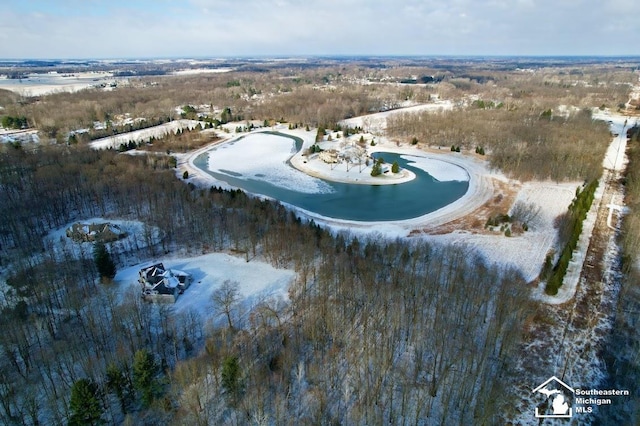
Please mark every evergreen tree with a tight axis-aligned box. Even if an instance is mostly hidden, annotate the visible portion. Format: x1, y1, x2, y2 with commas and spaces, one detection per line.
220, 107, 232, 124
392, 161, 400, 173
68, 378, 103, 426
371, 159, 382, 177
133, 349, 158, 407
106, 363, 133, 414
93, 242, 116, 282
221, 356, 241, 398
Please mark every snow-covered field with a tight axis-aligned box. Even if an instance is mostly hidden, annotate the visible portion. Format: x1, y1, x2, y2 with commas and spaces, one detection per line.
0, 71, 125, 96
340, 101, 454, 134
172, 68, 234, 76
114, 253, 295, 324
532, 112, 631, 304
429, 182, 578, 282
89, 119, 204, 150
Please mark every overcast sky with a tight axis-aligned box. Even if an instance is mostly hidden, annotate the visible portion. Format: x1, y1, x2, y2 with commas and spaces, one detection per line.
1, 0, 639, 59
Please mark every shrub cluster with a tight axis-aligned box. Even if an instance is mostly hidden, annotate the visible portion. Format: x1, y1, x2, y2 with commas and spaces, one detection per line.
1, 115, 28, 129
485, 213, 511, 228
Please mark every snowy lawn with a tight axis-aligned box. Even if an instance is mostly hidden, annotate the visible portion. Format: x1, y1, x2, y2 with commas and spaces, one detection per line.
36, 217, 297, 326
114, 253, 296, 324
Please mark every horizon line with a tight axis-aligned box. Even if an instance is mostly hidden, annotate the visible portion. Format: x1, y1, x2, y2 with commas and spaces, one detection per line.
2, 54, 640, 63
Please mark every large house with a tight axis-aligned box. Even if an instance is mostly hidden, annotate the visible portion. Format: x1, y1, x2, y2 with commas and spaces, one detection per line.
66, 222, 126, 243
138, 263, 191, 303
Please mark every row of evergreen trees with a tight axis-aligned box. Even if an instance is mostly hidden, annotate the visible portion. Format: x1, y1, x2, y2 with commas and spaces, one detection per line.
544, 180, 598, 295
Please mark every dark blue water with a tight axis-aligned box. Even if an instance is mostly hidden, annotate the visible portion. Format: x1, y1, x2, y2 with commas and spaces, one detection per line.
194, 133, 468, 221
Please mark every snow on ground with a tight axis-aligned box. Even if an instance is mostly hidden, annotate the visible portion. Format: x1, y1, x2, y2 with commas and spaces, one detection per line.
172, 68, 234, 76
0, 218, 163, 305
90, 119, 205, 150
186, 126, 495, 233
114, 253, 296, 324
592, 110, 632, 172
207, 132, 335, 194
400, 154, 470, 182
428, 182, 578, 282
0, 128, 39, 144
288, 136, 416, 185
89, 119, 204, 150
94, 118, 574, 289
113, 110, 594, 292
44, 218, 163, 260
41, 216, 297, 325
339, 101, 454, 134
532, 112, 629, 304
0, 72, 125, 96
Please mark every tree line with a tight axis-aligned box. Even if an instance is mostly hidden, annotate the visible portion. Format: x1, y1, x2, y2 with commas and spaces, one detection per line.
388, 106, 612, 181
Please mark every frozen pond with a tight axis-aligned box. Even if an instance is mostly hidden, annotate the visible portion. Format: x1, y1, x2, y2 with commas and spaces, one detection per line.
194, 132, 469, 222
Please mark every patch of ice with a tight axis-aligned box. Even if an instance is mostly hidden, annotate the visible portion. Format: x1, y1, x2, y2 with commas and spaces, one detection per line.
207, 132, 334, 194
401, 155, 470, 182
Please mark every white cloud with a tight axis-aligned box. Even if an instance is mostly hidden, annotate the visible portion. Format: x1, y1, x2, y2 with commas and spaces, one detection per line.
1, 0, 639, 58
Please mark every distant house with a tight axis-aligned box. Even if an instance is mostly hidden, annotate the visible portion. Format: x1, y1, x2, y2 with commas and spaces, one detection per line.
139, 263, 191, 303
66, 222, 126, 243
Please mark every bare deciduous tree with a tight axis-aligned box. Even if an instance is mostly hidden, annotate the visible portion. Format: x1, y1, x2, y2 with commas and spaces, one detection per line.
211, 280, 241, 329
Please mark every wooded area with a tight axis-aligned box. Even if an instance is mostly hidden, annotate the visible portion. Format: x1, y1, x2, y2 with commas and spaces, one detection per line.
0, 143, 534, 424
0, 58, 638, 424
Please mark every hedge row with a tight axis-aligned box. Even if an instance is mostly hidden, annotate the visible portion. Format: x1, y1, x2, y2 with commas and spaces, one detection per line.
545, 180, 599, 295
